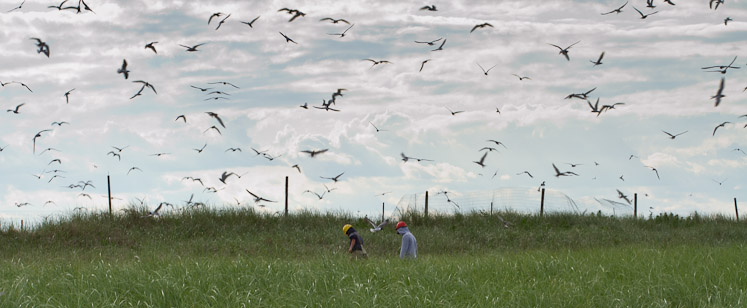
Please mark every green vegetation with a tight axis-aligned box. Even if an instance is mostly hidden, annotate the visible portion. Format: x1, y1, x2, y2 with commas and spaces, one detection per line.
0, 208, 745, 307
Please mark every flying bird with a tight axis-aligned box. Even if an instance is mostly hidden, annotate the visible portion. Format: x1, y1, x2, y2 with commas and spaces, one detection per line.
64, 89, 75, 104
127, 167, 142, 175
179, 43, 206, 52
712, 121, 730, 136
662, 130, 687, 139
633, 6, 658, 19
240, 16, 260, 28
363, 59, 392, 68
320, 17, 350, 24
724, 17, 732, 25
246, 189, 277, 203
419, 5, 437, 11
370, 121, 387, 132
364, 216, 390, 232
590, 51, 605, 66
32, 129, 53, 154
517, 171, 533, 178
431, 39, 446, 51
48, 0, 68, 10
328, 24, 354, 38
552, 163, 579, 177
6, 103, 25, 114
205, 112, 226, 128
208, 12, 224, 24
320, 172, 344, 182
712, 77, 725, 107
446, 107, 464, 116
215, 13, 231, 30
30, 38, 50, 57
473, 152, 488, 168
470, 23, 493, 33
548, 41, 580, 61
419, 59, 431, 72
414, 38, 442, 46
487, 140, 508, 149
477, 63, 497, 76
278, 8, 306, 22
301, 149, 328, 157
117, 59, 129, 79
279, 32, 298, 44
219, 171, 239, 184
601, 1, 627, 15
616, 189, 631, 205
511, 74, 531, 81
204, 126, 222, 135
144, 42, 158, 54
208, 81, 240, 88
291, 164, 302, 173
7, 1, 25, 13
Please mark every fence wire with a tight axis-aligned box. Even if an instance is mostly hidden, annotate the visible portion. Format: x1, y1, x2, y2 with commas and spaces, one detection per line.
391, 187, 634, 219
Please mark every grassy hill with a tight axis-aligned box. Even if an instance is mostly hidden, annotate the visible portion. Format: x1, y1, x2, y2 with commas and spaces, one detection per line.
1, 208, 745, 306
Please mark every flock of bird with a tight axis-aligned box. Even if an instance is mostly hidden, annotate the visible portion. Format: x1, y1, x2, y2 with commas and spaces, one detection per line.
1, 0, 745, 216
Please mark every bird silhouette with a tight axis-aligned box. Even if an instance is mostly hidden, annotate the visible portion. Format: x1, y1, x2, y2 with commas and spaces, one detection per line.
301, 149, 328, 157
590, 51, 605, 66
64, 89, 75, 104
240, 16, 260, 28
662, 130, 687, 139
144, 42, 158, 54
364, 216, 390, 232
415, 38, 442, 46
470, 23, 493, 33
633, 7, 658, 19
713, 121, 730, 136
279, 32, 298, 44
431, 39, 446, 51
601, 1, 627, 15
320, 172, 344, 182
320, 17, 350, 24
7, 103, 25, 114
477, 63, 497, 76
712, 77, 725, 107
419, 5, 437, 11
117, 59, 129, 79
328, 24, 354, 38
548, 41, 580, 61
473, 152, 488, 168
179, 43, 206, 52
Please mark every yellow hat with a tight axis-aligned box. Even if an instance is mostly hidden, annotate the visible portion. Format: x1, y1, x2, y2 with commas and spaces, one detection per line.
342, 224, 352, 234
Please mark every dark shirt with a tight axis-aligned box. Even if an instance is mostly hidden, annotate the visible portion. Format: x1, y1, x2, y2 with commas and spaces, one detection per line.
348, 231, 364, 251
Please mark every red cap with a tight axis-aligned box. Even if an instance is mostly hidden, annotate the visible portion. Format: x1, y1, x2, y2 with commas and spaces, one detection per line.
395, 221, 407, 229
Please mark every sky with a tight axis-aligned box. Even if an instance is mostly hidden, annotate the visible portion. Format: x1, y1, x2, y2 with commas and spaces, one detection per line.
0, 0, 746, 227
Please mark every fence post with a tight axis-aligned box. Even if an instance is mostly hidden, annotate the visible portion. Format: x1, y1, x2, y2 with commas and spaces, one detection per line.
382, 202, 385, 222
735, 198, 739, 222
107, 175, 112, 217
490, 201, 493, 215
540, 188, 545, 217
20, 220, 23, 231
284, 176, 289, 216
424, 191, 429, 218
634, 193, 638, 218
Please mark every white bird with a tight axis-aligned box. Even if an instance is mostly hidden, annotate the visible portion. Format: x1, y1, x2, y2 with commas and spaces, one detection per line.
364, 216, 389, 232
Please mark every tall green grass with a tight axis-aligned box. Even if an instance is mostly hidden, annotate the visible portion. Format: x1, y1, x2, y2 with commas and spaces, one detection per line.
0, 208, 745, 306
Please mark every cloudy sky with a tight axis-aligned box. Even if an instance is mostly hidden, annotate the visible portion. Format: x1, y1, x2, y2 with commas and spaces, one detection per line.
1, 0, 746, 226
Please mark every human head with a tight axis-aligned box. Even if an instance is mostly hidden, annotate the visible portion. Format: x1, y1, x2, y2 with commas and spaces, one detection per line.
342, 224, 352, 235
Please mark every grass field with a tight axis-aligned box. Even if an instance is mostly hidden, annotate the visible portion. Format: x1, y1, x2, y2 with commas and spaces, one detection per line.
0, 208, 745, 307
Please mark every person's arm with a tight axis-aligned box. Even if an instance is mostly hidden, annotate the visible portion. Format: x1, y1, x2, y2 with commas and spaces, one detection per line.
349, 238, 356, 253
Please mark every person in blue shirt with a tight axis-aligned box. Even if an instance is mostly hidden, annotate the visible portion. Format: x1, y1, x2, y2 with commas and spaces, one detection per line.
395, 221, 417, 259
343, 224, 367, 259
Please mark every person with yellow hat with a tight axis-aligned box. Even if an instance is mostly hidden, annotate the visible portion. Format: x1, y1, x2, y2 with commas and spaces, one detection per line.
343, 224, 368, 259
395, 221, 417, 259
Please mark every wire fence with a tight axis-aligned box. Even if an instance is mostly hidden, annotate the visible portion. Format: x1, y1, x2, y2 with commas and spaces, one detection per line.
391, 187, 635, 219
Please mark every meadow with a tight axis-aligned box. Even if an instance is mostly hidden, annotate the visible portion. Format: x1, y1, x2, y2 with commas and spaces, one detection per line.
0, 208, 745, 307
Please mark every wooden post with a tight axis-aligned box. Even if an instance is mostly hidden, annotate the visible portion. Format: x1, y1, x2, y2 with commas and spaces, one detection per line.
490, 201, 493, 215
107, 175, 112, 217
284, 176, 289, 216
540, 188, 545, 217
424, 191, 429, 218
20, 220, 23, 231
735, 198, 739, 222
382, 202, 385, 222
634, 193, 638, 218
